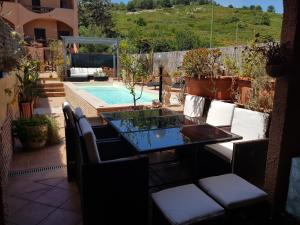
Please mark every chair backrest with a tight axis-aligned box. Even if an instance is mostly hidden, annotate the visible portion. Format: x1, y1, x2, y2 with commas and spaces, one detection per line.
206, 100, 236, 126
183, 94, 205, 118
74, 107, 85, 120
78, 117, 101, 163
62, 102, 75, 128
231, 108, 269, 141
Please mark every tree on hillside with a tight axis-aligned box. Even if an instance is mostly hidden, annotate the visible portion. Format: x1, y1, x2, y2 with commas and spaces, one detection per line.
228, 4, 234, 8
249, 5, 255, 10
161, 0, 172, 8
267, 5, 275, 13
79, 0, 116, 37
261, 13, 271, 26
255, 5, 262, 11
127, 1, 136, 11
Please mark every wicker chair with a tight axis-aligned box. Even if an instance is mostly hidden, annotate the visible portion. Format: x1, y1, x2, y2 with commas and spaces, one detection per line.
203, 107, 270, 187
76, 117, 149, 225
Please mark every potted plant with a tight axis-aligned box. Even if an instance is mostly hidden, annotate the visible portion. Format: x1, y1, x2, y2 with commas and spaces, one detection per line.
182, 48, 233, 100
13, 115, 61, 149
13, 115, 49, 149
255, 41, 288, 78
16, 56, 40, 118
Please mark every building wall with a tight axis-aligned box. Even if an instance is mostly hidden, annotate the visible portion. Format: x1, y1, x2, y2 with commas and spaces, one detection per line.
23, 19, 58, 40
2, 1, 78, 37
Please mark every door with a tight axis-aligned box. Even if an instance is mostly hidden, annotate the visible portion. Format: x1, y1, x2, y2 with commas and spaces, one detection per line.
32, 0, 40, 6
34, 28, 46, 42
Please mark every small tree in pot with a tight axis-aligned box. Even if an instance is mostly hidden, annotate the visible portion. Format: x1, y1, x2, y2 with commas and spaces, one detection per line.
120, 41, 150, 108
16, 55, 40, 118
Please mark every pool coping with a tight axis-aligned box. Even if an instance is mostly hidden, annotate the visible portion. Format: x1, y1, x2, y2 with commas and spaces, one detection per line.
64, 82, 157, 110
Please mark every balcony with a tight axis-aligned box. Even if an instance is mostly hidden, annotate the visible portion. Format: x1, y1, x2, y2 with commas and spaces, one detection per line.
23, 5, 55, 14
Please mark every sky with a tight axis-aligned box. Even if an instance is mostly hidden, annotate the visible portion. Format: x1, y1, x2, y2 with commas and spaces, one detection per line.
111, 0, 284, 14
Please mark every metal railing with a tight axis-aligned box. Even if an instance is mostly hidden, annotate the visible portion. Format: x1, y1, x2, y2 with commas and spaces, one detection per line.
23, 5, 55, 13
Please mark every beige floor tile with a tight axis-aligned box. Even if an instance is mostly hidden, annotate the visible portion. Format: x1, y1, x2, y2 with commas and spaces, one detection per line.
35, 187, 72, 207
8, 201, 55, 225
38, 208, 81, 225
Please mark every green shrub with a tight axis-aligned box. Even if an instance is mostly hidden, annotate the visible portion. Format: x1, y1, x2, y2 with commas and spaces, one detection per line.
182, 48, 222, 78
13, 115, 61, 146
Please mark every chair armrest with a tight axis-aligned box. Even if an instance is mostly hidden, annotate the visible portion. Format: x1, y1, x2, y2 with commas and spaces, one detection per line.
81, 155, 149, 225
232, 138, 269, 188
218, 126, 231, 132
96, 139, 137, 160
92, 125, 119, 140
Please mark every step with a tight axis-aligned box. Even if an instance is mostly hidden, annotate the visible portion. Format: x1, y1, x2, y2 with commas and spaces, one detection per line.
41, 92, 66, 97
38, 83, 64, 88
38, 87, 65, 93
39, 77, 60, 81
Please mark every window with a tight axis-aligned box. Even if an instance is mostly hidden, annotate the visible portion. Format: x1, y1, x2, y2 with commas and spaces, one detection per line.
34, 28, 46, 41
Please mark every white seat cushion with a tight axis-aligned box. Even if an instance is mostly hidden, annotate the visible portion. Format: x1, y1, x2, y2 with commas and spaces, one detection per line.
152, 184, 224, 225
231, 108, 269, 141
71, 67, 89, 77
88, 68, 97, 74
183, 94, 205, 118
206, 101, 236, 126
204, 142, 234, 162
79, 117, 101, 163
198, 174, 268, 210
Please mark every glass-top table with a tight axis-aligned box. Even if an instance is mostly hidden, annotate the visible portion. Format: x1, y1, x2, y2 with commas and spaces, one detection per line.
109, 114, 197, 133
101, 109, 241, 154
101, 108, 179, 122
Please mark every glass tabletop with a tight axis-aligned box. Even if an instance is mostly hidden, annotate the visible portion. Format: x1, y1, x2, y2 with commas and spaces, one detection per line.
109, 115, 197, 133
122, 124, 241, 153
101, 108, 178, 121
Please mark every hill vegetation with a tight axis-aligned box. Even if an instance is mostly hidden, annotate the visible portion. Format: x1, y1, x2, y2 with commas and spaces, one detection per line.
78, 1, 283, 53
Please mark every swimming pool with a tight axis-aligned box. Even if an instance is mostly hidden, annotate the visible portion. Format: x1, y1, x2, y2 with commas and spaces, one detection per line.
80, 85, 158, 105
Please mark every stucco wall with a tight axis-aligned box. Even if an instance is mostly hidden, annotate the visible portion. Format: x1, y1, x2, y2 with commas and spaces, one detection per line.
0, 74, 19, 126
2, 1, 78, 36
23, 19, 58, 40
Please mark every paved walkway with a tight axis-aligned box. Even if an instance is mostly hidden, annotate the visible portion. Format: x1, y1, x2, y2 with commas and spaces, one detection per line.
5, 96, 84, 225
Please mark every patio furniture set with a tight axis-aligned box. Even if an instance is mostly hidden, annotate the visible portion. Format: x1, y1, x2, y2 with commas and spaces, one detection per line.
62, 94, 270, 225
66, 67, 109, 82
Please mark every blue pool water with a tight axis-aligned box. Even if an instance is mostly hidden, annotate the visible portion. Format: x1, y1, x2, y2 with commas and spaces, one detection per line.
81, 85, 158, 105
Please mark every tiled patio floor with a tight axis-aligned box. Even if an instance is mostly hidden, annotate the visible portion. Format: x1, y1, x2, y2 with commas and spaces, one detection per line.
5, 94, 185, 225
6, 169, 82, 225
5, 96, 82, 225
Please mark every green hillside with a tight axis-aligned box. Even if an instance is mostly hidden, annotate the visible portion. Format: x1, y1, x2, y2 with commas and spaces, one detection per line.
112, 4, 282, 49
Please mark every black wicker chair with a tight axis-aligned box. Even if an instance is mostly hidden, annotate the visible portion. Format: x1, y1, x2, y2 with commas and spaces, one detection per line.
62, 103, 119, 181
76, 117, 149, 225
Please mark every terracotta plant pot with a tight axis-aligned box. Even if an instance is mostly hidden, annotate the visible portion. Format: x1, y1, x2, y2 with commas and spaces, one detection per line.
22, 124, 48, 150
236, 78, 252, 105
185, 76, 234, 100
19, 101, 33, 119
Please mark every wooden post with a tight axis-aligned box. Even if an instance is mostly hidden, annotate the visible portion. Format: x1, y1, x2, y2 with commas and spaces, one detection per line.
264, 0, 300, 217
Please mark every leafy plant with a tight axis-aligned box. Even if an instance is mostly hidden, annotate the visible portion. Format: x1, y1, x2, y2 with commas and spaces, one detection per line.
255, 41, 287, 66
13, 115, 49, 145
182, 48, 222, 79
13, 115, 61, 147
120, 40, 151, 107
16, 55, 40, 102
